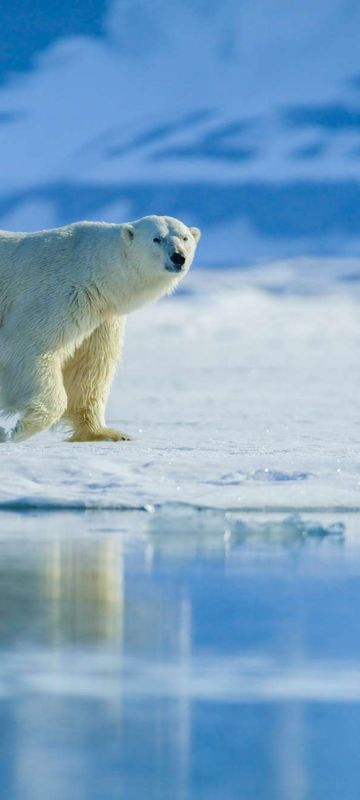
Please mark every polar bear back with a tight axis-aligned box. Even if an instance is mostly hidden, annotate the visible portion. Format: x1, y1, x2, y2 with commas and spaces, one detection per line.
0, 222, 127, 331
0, 222, 120, 288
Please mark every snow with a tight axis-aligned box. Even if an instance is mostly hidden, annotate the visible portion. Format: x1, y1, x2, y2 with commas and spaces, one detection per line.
1, 259, 360, 513
1, 1, 360, 258
1, 0, 358, 186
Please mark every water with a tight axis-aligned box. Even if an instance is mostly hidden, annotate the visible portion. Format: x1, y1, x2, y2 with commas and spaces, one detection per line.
0, 508, 360, 799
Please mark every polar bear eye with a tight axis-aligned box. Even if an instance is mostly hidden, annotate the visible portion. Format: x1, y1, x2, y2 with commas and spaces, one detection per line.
183, 236, 188, 241
153, 236, 161, 244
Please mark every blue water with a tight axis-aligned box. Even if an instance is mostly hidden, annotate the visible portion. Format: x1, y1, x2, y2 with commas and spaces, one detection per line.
0, 509, 359, 799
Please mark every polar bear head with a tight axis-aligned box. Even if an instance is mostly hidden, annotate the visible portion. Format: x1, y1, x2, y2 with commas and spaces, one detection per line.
122, 215, 201, 281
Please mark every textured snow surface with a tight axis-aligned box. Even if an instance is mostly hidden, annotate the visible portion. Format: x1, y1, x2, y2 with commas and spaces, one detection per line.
1, 259, 360, 511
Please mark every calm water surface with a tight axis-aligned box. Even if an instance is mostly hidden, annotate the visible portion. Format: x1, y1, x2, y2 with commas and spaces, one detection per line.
0, 507, 359, 800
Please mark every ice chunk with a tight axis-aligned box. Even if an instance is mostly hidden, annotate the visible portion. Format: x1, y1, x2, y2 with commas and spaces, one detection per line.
146, 502, 230, 554
230, 513, 345, 545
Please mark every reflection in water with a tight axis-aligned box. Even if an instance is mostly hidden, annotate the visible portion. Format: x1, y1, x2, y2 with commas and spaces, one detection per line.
42, 538, 124, 644
0, 509, 359, 799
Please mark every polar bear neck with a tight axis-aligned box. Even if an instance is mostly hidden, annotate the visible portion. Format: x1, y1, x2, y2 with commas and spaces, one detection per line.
88, 223, 181, 315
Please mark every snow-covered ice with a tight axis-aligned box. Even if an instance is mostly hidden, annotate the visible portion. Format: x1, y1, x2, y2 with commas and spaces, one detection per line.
1, 258, 360, 512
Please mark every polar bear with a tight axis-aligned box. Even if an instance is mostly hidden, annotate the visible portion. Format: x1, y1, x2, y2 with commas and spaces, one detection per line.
0, 215, 201, 442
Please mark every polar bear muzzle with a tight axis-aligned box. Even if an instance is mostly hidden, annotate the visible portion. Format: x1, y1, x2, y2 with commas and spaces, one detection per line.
165, 251, 186, 273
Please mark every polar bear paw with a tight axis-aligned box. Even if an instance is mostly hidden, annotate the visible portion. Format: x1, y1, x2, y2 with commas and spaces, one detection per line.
67, 427, 133, 443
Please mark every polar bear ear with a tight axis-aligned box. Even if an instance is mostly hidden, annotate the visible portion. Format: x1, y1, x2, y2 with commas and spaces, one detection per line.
190, 227, 201, 242
122, 224, 134, 242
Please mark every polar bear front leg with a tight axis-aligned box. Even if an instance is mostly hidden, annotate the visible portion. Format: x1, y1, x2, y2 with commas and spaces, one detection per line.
63, 316, 131, 443
11, 354, 67, 442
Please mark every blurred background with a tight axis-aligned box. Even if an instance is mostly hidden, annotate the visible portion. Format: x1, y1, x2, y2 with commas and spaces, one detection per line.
1, 0, 360, 265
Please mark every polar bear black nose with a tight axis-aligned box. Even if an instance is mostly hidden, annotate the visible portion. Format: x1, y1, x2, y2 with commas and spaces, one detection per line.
170, 252, 185, 266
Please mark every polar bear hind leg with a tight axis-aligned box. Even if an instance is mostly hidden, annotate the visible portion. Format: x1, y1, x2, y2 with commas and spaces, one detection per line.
63, 316, 131, 443
10, 354, 67, 442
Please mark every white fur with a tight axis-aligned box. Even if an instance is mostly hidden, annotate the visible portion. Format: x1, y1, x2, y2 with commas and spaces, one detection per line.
0, 215, 200, 442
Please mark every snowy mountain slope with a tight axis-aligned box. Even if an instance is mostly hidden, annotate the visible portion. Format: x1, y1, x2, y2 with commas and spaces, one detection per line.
0, 0, 106, 81
1, 0, 360, 260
